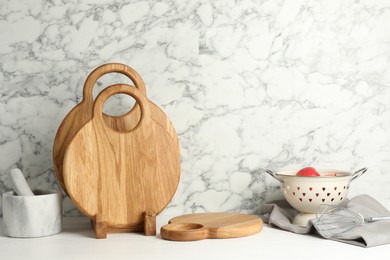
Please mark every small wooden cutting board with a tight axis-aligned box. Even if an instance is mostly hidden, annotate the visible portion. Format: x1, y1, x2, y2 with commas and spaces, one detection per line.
161, 213, 263, 241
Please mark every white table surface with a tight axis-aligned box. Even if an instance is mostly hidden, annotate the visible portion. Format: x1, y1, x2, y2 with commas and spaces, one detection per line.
0, 216, 389, 260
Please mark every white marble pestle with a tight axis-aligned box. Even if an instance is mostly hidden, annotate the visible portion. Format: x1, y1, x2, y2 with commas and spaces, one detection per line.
8, 168, 34, 196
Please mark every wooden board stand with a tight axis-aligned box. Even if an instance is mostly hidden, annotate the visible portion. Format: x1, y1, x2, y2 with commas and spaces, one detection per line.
91, 211, 157, 239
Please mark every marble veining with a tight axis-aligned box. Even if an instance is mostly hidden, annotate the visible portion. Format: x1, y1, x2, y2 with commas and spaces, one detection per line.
1, 0, 390, 217
2, 190, 62, 237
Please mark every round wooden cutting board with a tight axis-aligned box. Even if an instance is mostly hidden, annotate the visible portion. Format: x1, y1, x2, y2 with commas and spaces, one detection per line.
161, 213, 263, 241
53, 63, 178, 195
53, 63, 145, 194
62, 84, 180, 228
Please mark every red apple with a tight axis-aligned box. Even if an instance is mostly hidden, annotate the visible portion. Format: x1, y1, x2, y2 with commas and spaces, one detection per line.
296, 167, 320, 177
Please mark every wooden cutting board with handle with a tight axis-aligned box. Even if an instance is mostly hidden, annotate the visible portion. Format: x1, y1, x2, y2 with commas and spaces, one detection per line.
53, 63, 178, 195
53, 63, 144, 194
62, 84, 180, 238
161, 213, 263, 241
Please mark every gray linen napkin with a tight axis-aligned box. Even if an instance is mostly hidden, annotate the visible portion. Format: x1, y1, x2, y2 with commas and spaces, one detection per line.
259, 194, 390, 247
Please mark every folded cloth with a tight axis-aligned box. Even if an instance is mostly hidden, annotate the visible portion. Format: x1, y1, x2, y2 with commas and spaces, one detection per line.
259, 195, 390, 247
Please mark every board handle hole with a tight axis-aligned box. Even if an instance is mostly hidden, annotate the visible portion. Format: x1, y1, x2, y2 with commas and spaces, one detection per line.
103, 93, 136, 117
165, 223, 204, 231
102, 93, 141, 132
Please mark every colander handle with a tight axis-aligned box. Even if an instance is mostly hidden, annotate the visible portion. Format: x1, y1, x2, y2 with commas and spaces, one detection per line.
350, 167, 367, 182
265, 169, 283, 183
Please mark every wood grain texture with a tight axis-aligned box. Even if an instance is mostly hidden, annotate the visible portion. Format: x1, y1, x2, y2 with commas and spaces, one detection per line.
63, 84, 180, 229
144, 211, 157, 236
53, 63, 145, 194
161, 213, 263, 241
53, 63, 178, 195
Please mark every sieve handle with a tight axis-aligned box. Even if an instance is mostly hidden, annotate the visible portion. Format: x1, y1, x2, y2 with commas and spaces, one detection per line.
265, 169, 283, 183
350, 167, 367, 182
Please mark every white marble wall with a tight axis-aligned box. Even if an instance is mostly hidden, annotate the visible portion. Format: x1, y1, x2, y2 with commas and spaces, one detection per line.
1, 0, 390, 216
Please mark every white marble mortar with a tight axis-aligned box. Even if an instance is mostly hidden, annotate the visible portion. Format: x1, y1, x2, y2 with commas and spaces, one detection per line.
2, 190, 62, 238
